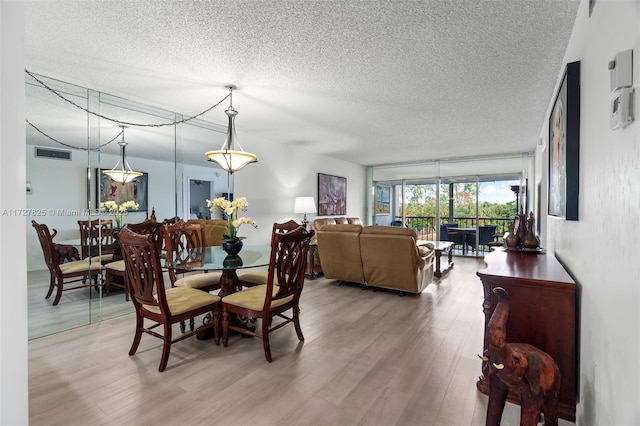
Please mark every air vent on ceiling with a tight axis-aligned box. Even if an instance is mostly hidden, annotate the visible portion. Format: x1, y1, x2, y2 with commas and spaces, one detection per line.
34, 147, 72, 160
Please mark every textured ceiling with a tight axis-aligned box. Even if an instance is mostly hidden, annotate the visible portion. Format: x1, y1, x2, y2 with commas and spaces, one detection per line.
24, 0, 580, 166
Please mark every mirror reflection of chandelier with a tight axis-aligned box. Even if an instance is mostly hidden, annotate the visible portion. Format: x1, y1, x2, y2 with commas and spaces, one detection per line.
102, 126, 143, 183
204, 85, 258, 174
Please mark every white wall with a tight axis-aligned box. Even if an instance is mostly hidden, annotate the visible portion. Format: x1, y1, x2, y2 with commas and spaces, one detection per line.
233, 140, 366, 244
538, 1, 640, 423
0, 2, 29, 424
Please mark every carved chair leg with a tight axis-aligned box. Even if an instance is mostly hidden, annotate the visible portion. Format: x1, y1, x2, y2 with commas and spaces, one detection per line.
158, 322, 172, 372
222, 310, 230, 347
129, 313, 144, 356
262, 316, 272, 363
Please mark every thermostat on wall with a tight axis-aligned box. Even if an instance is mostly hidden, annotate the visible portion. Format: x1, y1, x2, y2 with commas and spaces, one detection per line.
610, 87, 634, 130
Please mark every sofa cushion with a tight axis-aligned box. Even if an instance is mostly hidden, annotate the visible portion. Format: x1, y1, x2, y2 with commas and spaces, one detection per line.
187, 219, 227, 246
316, 224, 365, 284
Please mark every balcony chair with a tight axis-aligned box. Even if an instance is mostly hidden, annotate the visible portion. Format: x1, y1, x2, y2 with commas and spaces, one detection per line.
117, 227, 220, 372
221, 223, 314, 362
104, 219, 163, 301
478, 224, 498, 253
32, 220, 102, 306
440, 223, 458, 241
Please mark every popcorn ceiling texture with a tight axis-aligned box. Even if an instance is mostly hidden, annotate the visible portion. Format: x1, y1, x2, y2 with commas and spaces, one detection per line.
24, 0, 580, 166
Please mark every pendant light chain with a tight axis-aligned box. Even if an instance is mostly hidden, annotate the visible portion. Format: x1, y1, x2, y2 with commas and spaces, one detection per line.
26, 119, 121, 151
26, 69, 230, 128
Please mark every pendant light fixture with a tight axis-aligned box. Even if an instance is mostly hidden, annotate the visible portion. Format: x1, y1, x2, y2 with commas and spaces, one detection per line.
102, 126, 143, 183
205, 85, 257, 173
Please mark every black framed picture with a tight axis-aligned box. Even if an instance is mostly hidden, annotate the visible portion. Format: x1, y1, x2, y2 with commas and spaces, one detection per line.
96, 169, 148, 211
318, 173, 346, 216
548, 61, 580, 221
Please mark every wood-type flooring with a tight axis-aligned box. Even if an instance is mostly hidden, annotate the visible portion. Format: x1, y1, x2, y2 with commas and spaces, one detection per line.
28, 257, 575, 426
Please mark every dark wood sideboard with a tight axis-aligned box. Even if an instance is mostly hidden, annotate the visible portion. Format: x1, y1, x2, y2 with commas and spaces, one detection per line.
476, 249, 578, 421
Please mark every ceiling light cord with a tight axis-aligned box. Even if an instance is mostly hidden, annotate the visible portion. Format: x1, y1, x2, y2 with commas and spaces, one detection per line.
26, 69, 230, 128
26, 119, 121, 151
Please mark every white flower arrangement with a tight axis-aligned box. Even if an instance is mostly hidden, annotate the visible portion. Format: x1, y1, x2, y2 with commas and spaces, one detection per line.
206, 196, 257, 242
100, 200, 139, 227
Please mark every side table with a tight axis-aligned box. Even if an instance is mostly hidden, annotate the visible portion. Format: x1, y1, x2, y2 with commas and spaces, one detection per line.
305, 243, 323, 279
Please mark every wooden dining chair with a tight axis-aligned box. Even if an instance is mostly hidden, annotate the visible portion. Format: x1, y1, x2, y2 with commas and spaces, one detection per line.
104, 219, 164, 301
221, 223, 314, 362
32, 220, 102, 306
237, 219, 302, 287
163, 221, 222, 332
77, 219, 115, 263
163, 221, 222, 292
117, 227, 220, 372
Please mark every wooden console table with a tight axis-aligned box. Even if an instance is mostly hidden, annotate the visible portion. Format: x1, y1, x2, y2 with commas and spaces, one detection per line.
476, 249, 577, 421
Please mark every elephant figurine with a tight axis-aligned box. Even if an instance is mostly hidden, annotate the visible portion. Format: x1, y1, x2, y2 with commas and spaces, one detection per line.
479, 287, 561, 426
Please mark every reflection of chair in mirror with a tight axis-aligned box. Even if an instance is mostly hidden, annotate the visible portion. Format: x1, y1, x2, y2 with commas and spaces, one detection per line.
32, 220, 102, 306
104, 219, 164, 301
238, 219, 301, 287
77, 219, 115, 263
221, 224, 314, 362
117, 227, 220, 372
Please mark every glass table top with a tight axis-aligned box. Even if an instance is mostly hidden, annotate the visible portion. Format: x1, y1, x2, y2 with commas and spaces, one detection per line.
164, 245, 272, 271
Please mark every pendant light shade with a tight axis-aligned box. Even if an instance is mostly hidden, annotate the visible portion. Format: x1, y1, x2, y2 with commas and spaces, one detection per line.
102, 127, 143, 184
205, 86, 257, 173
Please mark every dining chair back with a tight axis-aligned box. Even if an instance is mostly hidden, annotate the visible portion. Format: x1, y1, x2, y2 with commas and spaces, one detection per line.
104, 219, 163, 301
77, 219, 115, 261
117, 227, 220, 372
31, 220, 102, 305
221, 223, 314, 362
238, 219, 301, 286
163, 221, 221, 314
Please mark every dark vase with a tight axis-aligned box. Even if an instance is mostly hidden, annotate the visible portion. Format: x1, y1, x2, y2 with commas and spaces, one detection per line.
222, 239, 243, 255
521, 212, 540, 249
505, 222, 518, 249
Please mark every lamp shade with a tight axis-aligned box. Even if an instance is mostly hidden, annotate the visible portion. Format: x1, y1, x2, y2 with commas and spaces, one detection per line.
294, 197, 317, 214
102, 128, 142, 184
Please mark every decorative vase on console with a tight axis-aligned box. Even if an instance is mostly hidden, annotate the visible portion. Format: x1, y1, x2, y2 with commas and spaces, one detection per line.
514, 208, 527, 248
504, 222, 518, 249
521, 212, 540, 249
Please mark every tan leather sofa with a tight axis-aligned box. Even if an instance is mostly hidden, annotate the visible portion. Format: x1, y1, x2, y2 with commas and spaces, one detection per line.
186, 219, 227, 246
316, 224, 435, 294
311, 217, 362, 244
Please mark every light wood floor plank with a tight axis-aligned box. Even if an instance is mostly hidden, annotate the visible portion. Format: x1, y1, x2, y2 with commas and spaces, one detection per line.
29, 257, 575, 426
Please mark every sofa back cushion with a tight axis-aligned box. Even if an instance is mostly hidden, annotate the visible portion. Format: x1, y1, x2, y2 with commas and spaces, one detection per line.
316, 224, 365, 284
312, 217, 361, 244
359, 226, 425, 293
187, 219, 228, 246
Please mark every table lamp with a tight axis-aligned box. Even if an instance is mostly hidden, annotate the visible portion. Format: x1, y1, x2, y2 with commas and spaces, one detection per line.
294, 196, 316, 229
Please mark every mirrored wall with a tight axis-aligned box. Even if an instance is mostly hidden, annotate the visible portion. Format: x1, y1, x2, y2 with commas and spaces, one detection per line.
26, 72, 232, 339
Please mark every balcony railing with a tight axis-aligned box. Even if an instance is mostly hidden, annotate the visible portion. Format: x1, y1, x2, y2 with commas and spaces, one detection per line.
396, 215, 513, 243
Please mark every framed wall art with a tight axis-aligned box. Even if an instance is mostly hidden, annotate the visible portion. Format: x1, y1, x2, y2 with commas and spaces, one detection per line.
548, 61, 580, 221
96, 169, 148, 211
318, 173, 346, 215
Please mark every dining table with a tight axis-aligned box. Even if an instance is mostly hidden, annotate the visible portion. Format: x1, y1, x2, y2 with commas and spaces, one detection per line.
163, 245, 272, 297
54, 238, 121, 263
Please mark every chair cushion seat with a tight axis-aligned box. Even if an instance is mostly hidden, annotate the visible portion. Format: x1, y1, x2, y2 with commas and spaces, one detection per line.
59, 259, 102, 274
104, 259, 126, 272
144, 287, 220, 316
237, 270, 270, 286
174, 271, 222, 289
89, 253, 114, 263
222, 284, 293, 311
